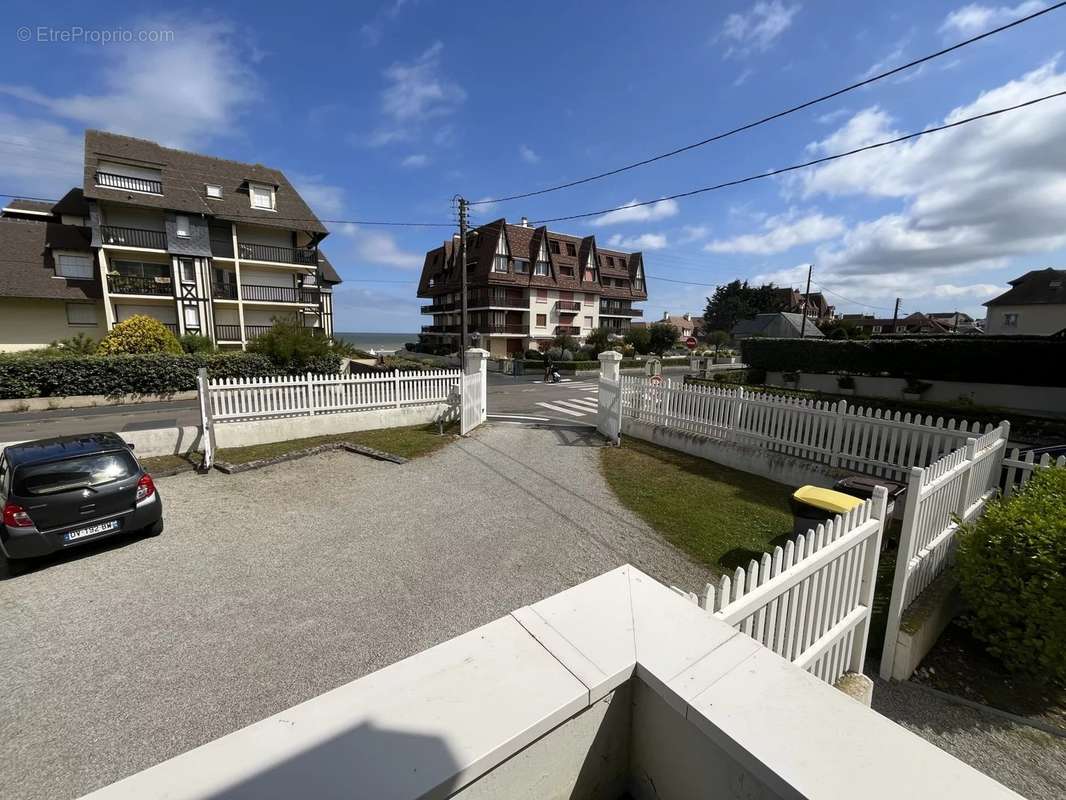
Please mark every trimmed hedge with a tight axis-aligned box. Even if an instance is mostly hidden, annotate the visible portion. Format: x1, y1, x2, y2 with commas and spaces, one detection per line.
740, 337, 1066, 387
0, 353, 279, 399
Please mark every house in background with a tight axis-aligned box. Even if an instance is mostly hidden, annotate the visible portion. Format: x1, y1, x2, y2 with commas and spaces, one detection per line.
983, 268, 1066, 335
658, 312, 702, 339
417, 218, 648, 357
768, 287, 836, 321
0, 130, 342, 353
927, 311, 983, 334
731, 312, 825, 340
839, 312, 948, 335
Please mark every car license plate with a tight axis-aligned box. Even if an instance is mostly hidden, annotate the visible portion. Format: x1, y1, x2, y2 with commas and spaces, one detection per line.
63, 519, 120, 542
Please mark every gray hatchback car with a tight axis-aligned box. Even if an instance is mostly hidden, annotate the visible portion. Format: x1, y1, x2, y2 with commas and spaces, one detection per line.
0, 433, 163, 575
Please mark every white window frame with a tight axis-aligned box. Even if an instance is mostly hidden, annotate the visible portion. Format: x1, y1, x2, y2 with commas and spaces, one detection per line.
183, 305, 200, 327
249, 182, 276, 211
175, 215, 190, 238
54, 251, 94, 280
536, 314, 547, 328
584, 316, 593, 329
66, 303, 97, 326
1003, 312, 1019, 328
179, 258, 197, 284
514, 258, 529, 274
205, 184, 223, 199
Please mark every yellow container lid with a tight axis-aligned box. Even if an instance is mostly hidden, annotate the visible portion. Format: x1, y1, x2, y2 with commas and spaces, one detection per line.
792, 485, 864, 514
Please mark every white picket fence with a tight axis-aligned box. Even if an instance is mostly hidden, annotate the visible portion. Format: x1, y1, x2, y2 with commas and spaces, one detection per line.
677, 488, 887, 686
878, 423, 1009, 679
208, 369, 462, 422
620, 377, 992, 481
1002, 447, 1066, 498
461, 366, 485, 436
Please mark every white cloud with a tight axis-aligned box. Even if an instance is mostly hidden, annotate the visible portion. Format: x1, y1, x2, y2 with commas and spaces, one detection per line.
336, 224, 423, 270
815, 107, 852, 125
381, 41, 465, 123
0, 114, 84, 198
401, 153, 429, 168
360, 0, 416, 46
940, 2, 1047, 37
591, 198, 680, 227
800, 59, 1066, 275
679, 224, 711, 243
733, 68, 755, 87
289, 173, 346, 217
519, 144, 540, 163
720, 2, 800, 57
607, 233, 668, 250
707, 210, 844, 255
0, 20, 256, 149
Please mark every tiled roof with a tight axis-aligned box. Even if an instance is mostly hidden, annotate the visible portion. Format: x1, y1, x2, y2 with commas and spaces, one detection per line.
984, 268, 1066, 307
2, 198, 54, 216
317, 250, 342, 284
82, 130, 327, 235
0, 218, 100, 301
732, 312, 824, 338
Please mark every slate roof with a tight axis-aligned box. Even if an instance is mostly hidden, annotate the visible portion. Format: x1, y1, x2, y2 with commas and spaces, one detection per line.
0, 218, 100, 301
317, 250, 341, 284
984, 268, 1066, 307
52, 187, 90, 217
417, 219, 647, 301
2, 198, 54, 217
82, 130, 327, 236
732, 312, 824, 338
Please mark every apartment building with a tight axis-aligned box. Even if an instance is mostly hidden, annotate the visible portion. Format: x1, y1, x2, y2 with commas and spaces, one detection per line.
417, 218, 648, 357
0, 130, 341, 352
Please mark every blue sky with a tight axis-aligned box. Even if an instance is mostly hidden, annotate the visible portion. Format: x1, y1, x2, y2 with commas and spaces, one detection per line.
2, 1, 1065, 331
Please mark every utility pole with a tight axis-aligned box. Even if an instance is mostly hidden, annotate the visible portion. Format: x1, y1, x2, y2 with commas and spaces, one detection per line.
891, 297, 901, 331
799, 263, 813, 338
457, 196, 469, 357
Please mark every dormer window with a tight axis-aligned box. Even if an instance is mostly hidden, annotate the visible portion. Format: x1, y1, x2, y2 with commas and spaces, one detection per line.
206, 184, 223, 199
534, 240, 550, 276
493, 230, 510, 272
250, 183, 275, 210
583, 251, 597, 283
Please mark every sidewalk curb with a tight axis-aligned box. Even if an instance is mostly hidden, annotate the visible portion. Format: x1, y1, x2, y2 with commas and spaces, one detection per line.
900, 679, 1066, 739
213, 441, 409, 474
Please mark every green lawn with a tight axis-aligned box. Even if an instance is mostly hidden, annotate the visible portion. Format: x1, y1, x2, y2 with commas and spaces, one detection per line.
601, 437, 795, 576
214, 422, 457, 464
138, 452, 202, 475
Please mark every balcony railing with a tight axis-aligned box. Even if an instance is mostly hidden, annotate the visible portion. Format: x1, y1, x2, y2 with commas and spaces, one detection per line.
555, 325, 581, 336
240, 284, 321, 304
421, 324, 460, 334
475, 324, 527, 335
210, 238, 234, 258
107, 274, 173, 297
237, 241, 317, 266
215, 324, 324, 342
95, 171, 162, 195
422, 290, 527, 313
100, 225, 167, 251
600, 303, 643, 317
556, 300, 582, 312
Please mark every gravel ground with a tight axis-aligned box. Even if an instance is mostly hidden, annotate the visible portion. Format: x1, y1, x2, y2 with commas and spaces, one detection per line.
0, 424, 711, 800
871, 671, 1066, 800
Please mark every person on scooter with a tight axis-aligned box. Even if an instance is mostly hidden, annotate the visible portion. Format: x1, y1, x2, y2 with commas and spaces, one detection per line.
544, 356, 555, 383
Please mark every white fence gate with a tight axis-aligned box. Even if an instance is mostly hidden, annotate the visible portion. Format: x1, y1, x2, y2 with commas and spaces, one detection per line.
678, 488, 887, 686
879, 424, 1010, 679
461, 349, 488, 436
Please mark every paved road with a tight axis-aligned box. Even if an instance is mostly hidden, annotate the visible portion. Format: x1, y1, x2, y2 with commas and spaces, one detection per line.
0, 399, 200, 442
0, 425, 712, 800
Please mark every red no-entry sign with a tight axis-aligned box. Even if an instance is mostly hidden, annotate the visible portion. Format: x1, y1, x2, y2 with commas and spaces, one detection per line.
685, 336, 698, 350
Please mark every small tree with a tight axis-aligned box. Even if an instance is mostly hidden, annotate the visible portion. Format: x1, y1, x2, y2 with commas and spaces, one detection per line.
246, 316, 339, 373
46, 333, 98, 356
179, 333, 215, 354
624, 326, 652, 354
97, 315, 181, 355
551, 333, 578, 354
706, 329, 730, 355
648, 322, 679, 355
584, 327, 610, 357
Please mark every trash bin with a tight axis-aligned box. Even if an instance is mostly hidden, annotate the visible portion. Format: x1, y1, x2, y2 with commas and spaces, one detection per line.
789, 485, 864, 538
832, 475, 906, 506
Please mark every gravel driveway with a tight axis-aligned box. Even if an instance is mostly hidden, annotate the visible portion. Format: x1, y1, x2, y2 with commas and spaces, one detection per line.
0, 424, 711, 800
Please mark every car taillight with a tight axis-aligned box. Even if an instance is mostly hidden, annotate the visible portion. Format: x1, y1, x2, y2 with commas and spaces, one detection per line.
136, 473, 156, 502
3, 502, 34, 528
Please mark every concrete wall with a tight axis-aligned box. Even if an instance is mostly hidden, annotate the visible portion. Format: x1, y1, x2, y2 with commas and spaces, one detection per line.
622, 417, 851, 489
100, 204, 165, 231
212, 403, 452, 449
0, 297, 105, 352
114, 304, 177, 325
0, 425, 203, 460
765, 370, 1066, 417
984, 303, 1066, 336
236, 223, 290, 248
239, 267, 297, 288
885, 571, 962, 682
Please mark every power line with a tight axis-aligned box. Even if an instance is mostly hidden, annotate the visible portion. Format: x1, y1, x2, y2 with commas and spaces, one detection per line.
528, 89, 1066, 225
468, 2, 1065, 206
809, 281, 896, 312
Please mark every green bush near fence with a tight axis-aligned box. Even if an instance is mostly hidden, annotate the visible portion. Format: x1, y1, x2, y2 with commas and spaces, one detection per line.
0, 352, 279, 399
740, 337, 1066, 386
957, 467, 1066, 683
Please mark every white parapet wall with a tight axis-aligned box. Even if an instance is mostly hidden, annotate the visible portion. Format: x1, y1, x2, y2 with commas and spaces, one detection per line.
79, 566, 1020, 800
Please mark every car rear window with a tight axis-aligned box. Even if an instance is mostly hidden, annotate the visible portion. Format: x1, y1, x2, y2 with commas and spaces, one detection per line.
13, 451, 138, 496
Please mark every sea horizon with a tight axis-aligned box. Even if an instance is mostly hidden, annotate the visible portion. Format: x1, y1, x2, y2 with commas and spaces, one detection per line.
335, 331, 419, 352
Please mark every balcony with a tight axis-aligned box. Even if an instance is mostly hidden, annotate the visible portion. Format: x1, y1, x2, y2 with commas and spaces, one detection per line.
600, 302, 643, 317
95, 171, 162, 195
107, 274, 173, 297
556, 300, 582, 312
237, 241, 317, 266
215, 323, 323, 342
421, 324, 460, 334
100, 225, 167, 251
212, 282, 238, 300
475, 324, 527, 335
210, 237, 234, 259
214, 284, 321, 304
555, 325, 580, 336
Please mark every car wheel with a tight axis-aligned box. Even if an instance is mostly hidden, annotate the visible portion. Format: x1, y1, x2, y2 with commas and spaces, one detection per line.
142, 519, 164, 537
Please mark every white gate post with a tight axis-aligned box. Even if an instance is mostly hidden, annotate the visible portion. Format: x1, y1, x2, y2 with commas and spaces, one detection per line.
880, 464, 925, 680
598, 350, 622, 444
195, 367, 216, 470
463, 348, 489, 434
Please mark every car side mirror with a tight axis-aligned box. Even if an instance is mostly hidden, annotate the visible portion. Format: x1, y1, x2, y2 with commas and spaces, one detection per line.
126, 442, 135, 450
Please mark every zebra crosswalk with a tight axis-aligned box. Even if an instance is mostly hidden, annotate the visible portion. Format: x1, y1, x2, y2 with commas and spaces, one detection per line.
535, 386, 599, 418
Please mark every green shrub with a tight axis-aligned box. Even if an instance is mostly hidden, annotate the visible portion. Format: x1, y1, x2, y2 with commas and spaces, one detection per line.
179, 333, 215, 354
957, 467, 1066, 682
584, 327, 611, 357
46, 333, 98, 356
649, 322, 679, 355
246, 316, 341, 374
97, 315, 182, 355
525, 349, 543, 360
740, 337, 1066, 387
624, 327, 652, 354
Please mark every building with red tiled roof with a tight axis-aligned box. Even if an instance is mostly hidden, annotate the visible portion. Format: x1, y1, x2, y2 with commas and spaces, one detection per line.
417, 218, 648, 356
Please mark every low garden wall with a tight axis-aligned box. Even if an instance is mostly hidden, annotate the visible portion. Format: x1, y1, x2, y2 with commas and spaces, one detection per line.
765, 371, 1066, 417
0, 424, 204, 460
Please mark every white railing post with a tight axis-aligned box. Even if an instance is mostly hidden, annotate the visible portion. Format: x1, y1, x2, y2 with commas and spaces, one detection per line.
955, 437, 978, 522
306, 371, 316, 416
829, 399, 847, 468
880, 465, 924, 680
195, 367, 216, 470
394, 369, 402, 409
849, 486, 887, 674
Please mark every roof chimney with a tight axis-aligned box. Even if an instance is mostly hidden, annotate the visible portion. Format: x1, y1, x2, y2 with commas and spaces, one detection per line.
683, 313, 691, 321
520, 216, 530, 228
663, 311, 670, 321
